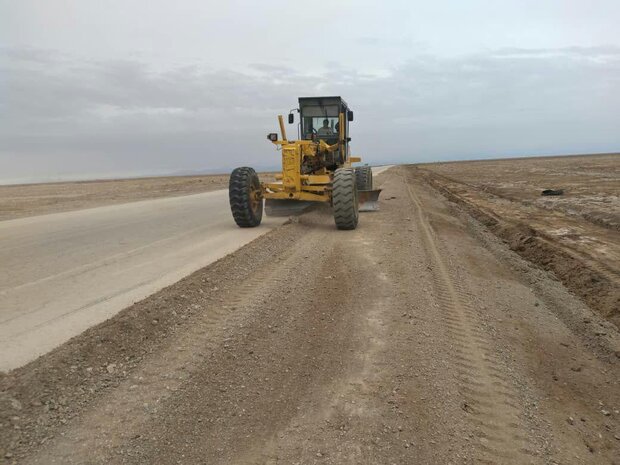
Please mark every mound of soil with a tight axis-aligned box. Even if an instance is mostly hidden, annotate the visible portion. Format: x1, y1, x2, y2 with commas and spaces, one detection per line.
419, 169, 619, 329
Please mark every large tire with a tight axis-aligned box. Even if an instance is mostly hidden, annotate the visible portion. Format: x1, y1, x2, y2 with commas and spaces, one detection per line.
355, 166, 373, 190
332, 168, 359, 230
229, 167, 263, 228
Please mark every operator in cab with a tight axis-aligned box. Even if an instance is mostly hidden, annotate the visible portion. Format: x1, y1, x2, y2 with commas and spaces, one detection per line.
317, 119, 333, 136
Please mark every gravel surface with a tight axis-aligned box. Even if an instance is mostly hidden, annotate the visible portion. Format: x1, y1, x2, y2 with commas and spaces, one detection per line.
1, 167, 618, 464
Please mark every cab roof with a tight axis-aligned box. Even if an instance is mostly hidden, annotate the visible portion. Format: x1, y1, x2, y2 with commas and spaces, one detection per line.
298, 96, 350, 110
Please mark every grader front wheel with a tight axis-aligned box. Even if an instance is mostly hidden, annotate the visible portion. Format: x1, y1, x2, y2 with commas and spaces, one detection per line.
332, 168, 359, 230
229, 167, 263, 228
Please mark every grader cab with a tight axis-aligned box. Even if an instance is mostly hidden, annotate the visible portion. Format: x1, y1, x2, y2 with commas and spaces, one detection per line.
229, 96, 380, 230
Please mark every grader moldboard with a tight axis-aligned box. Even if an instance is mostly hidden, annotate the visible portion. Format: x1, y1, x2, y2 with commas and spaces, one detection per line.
229, 96, 381, 230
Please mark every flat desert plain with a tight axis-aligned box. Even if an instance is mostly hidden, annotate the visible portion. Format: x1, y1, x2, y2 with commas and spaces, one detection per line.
0, 173, 271, 221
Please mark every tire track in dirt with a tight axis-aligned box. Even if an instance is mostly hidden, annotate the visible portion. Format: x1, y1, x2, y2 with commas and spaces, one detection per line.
21, 226, 316, 464
129, 221, 363, 464
405, 177, 539, 464
248, 237, 398, 464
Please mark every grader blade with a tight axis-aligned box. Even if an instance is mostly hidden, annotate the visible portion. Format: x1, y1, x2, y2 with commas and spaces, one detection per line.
265, 199, 313, 217
358, 189, 382, 212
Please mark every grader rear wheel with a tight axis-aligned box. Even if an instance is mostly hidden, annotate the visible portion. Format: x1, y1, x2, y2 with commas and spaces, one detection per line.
332, 168, 359, 230
229, 167, 263, 228
355, 166, 373, 191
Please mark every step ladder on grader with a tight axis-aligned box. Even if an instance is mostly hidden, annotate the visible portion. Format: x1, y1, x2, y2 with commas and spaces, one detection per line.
229, 96, 381, 230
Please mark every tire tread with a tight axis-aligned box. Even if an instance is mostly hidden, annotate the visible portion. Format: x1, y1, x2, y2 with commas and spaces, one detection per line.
333, 168, 359, 230
229, 167, 262, 227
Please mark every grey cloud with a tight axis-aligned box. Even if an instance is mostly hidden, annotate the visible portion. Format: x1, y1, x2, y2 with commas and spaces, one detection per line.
249, 63, 297, 76
1, 46, 619, 182
491, 46, 620, 58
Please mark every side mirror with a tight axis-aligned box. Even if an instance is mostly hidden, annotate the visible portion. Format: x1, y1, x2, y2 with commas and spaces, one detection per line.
288, 113, 294, 124
347, 111, 354, 122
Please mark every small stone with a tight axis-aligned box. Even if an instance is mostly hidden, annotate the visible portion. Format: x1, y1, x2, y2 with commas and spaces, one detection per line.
106, 363, 116, 374
601, 409, 611, 416
567, 416, 574, 425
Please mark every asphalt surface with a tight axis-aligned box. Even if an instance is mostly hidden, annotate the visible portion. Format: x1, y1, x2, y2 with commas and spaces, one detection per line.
0, 166, 391, 372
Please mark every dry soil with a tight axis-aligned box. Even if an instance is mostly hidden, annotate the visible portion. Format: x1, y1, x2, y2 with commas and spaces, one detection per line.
416, 153, 619, 328
0, 174, 272, 221
1, 166, 619, 464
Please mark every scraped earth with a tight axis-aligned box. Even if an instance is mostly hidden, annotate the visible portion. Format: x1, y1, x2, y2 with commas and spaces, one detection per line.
1, 166, 619, 464
416, 154, 619, 328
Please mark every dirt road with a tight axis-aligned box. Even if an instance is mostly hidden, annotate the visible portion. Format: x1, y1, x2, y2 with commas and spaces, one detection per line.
1, 166, 619, 464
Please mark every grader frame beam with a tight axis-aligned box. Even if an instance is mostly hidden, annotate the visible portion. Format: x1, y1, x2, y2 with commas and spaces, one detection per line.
264, 112, 350, 202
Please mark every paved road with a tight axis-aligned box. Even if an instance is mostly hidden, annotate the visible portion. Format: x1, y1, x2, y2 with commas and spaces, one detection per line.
0, 166, 392, 371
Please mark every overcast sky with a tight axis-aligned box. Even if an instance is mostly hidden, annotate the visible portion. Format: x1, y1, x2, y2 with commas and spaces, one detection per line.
1, 0, 619, 183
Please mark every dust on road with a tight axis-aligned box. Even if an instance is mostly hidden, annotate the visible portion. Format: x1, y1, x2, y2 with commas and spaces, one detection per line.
1, 167, 619, 464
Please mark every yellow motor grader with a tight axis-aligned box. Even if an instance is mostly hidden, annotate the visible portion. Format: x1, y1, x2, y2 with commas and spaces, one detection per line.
229, 96, 380, 230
